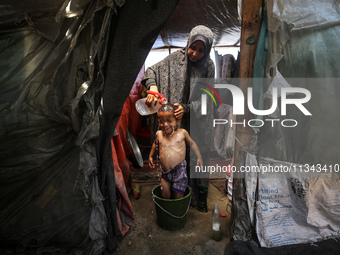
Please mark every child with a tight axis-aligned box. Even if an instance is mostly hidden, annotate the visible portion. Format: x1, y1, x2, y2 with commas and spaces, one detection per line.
148, 104, 203, 199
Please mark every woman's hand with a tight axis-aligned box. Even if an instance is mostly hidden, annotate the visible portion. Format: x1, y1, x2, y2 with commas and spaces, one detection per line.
174, 103, 184, 119
145, 86, 159, 106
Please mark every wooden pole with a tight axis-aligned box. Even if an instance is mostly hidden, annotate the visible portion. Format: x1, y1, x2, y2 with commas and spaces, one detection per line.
234, 0, 263, 174
231, 0, 263, 241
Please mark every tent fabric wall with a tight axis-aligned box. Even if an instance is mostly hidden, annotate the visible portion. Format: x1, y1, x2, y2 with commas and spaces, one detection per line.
97, 0, 180, 251
111, 129, 133, 237
229, 0, 340, 253
1, 1, 112, 253
254, 0, 340, 247
110, 69, 147, 238
260, 0, 340, 164
0, 0, 179, 253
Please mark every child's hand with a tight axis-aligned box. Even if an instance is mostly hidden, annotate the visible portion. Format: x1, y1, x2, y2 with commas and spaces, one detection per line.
196, 157, 203, 167
148, 157, 155, 168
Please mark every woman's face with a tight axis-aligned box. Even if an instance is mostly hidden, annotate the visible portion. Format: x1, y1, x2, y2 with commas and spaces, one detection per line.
188, 40, 205, 62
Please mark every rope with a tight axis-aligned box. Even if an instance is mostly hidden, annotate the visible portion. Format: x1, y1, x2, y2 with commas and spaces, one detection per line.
235, 136, 252, 155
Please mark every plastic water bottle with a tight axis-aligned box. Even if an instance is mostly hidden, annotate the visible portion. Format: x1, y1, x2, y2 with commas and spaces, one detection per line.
212, 204, 222, 241
135, 91, 167, 116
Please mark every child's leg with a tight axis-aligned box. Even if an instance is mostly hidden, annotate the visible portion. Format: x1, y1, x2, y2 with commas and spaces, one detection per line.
160, 178, 171, 199
171, 161, 188, 199
173, 191, 184, 199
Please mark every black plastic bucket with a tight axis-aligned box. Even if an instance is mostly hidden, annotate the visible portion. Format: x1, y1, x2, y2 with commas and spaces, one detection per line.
152, 185, 191, 231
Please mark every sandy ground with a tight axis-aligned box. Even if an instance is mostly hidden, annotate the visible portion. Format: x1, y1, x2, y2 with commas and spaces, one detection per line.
112, 179, 231, 255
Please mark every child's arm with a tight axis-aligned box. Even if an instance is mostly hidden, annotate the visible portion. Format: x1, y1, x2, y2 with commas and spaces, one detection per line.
148, 131, 159, 168
183, 130, 203, 167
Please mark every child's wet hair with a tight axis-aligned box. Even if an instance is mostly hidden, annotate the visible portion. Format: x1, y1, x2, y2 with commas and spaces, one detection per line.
158, 103, 176, 113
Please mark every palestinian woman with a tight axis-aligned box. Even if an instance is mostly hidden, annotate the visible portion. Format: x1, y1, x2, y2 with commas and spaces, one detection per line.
142, 25, 215, 206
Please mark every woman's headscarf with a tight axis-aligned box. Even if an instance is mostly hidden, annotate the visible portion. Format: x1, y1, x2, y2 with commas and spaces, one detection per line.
185, 25, 214, 65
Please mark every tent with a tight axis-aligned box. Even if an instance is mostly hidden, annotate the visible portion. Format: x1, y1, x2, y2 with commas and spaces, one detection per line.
1, 0, 340, 254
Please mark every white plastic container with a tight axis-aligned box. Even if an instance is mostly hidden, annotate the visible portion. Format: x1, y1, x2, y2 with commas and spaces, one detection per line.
135, 91, 167, 116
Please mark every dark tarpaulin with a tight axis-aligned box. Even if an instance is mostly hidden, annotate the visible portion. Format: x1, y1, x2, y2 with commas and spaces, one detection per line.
98, 0, 180, 251
0, 0, 179, 254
